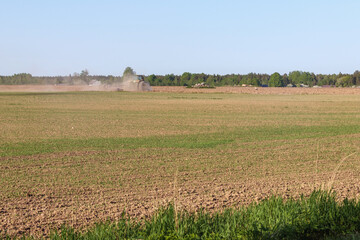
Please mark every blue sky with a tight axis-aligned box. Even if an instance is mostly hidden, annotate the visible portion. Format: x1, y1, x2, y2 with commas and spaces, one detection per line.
1, 0, 359, 76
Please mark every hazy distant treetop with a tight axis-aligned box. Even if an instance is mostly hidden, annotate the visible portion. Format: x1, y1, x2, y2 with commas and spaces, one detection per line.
123, 67, 135, 77
80, 69, 90, 84
80, 69, 89, 77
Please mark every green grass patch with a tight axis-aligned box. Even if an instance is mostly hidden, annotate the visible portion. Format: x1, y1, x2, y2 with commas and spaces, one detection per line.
1, 124, 359, 157
3, 190, 360, 239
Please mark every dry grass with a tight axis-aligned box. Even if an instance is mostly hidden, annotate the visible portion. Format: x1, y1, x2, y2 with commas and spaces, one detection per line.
327, 152, 357, 191
0, 90, 359, 237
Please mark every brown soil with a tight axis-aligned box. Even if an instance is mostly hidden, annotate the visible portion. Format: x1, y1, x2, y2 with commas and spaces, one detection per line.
0, 85, 116, 92
1, 148, 359, 238
152, 86, 360, 95
1, 87, 359, 238
0, 85, 359, 95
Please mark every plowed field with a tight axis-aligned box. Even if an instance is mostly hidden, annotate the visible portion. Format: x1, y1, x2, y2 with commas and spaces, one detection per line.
0, 90, 359, 237
1, 85, 360, 95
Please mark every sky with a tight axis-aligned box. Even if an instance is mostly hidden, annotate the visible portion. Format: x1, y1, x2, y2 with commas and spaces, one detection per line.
0, 0, 359, 76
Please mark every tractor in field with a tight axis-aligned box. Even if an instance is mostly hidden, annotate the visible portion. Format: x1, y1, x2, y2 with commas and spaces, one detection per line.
123, 75, 152, 91
129, 76, 151, 91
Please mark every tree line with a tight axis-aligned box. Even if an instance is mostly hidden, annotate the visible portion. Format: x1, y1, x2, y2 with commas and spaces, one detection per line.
144, 71, 360, 87
1, 70, 360, 87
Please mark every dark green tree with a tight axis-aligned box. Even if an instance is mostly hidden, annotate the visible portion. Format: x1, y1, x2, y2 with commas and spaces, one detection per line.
146, 74, 157, 85
269, 72, 284, 87
206, 75, 216, 87
180, 72, 191, 86
163, 74, 175, 86
353, 70, 360, 85
282, 73, 289, 85
223, 76, 236, 86
242, 73, 260, 86
336, 76, 353, 87
288, 71, 301, 85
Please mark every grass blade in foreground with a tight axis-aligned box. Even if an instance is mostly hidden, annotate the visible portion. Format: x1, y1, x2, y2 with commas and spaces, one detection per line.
21, 190, 360, 240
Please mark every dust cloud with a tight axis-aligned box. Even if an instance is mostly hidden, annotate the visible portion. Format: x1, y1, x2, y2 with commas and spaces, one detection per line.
0, 74, 152, 92
118, 74, 152, 92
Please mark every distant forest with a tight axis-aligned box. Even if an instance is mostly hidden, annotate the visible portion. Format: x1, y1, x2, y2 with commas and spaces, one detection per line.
1, 70, 360, 87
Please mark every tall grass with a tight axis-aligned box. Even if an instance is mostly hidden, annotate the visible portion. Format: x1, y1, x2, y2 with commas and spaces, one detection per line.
5, 190, 360, 240
327, 153, 356, 191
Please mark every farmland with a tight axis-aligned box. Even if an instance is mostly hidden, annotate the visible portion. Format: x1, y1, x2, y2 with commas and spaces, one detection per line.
0, 88, 360, 238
